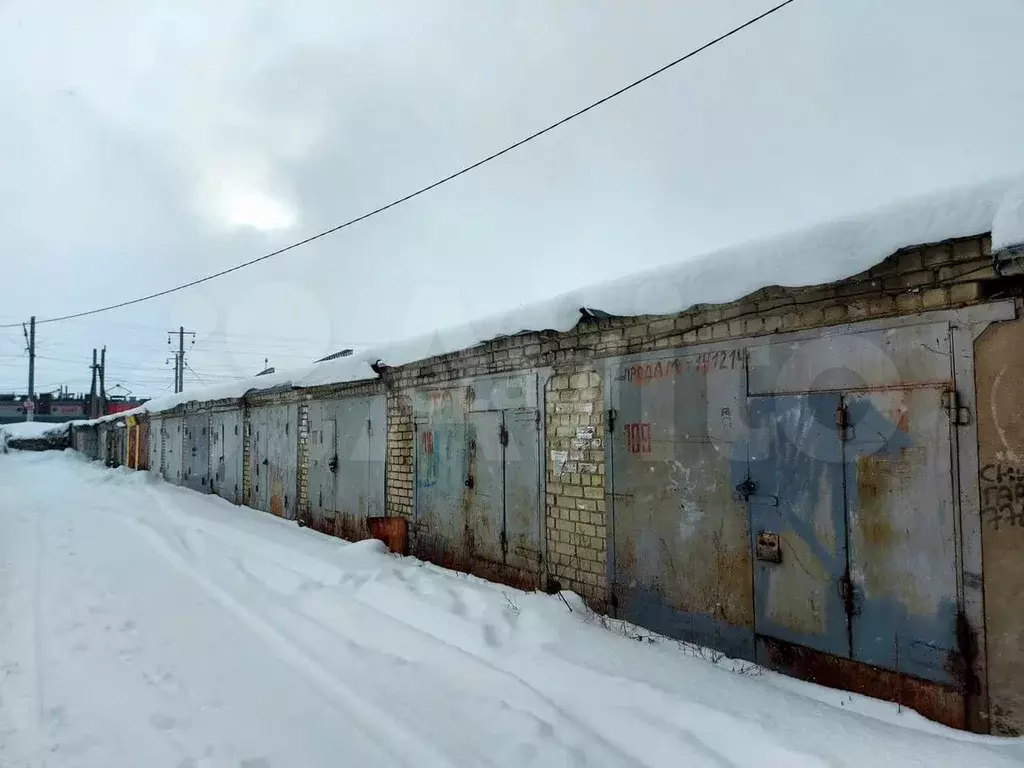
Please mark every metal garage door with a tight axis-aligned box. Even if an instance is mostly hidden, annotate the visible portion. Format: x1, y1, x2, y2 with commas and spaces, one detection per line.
183, 413, 210, 493
746, 321, 961, 683
609, 349, 753, 657
211, 410, 243, 505
308, 395, 386, 537
248, 404, 298, 519
414, 374, 542, 585
162, 416, 183, 484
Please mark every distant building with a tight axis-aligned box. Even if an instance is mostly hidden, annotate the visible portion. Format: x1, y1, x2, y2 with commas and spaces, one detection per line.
0, 392, 148, 424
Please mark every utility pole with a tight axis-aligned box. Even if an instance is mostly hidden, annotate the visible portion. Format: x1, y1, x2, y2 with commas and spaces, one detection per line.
167, 327, 195, 394
99, 346, 107, 416
22, 316, 35, 419
89, 349, 99, 418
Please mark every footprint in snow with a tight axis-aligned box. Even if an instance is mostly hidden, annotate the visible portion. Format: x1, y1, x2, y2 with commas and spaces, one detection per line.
149, 713, 178, 731
143, 669, 180, 693
449, 598, 468, 617
517, 742, 540, 764
46, 706, 68, 727
481, 623, 501, 649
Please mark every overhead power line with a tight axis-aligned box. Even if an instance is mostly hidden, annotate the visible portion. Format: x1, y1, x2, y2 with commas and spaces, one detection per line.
0, 0, 796, 330
184, 362, 211, 387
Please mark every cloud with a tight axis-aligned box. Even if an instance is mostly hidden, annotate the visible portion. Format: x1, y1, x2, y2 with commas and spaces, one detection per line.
1, 0, 1024, 396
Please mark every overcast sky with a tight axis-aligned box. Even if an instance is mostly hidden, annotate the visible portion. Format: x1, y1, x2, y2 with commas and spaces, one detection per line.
1, 0, 1023, 399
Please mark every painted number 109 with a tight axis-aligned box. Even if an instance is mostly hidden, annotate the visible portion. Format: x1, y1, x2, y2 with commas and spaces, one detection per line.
625, 422, 652, 454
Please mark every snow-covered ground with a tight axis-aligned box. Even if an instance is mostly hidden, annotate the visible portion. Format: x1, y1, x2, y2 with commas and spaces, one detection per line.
1, 451, 1022, 767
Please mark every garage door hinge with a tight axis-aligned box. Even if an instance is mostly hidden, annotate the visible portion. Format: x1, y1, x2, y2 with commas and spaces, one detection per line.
942, 390, 971, 425
500, 530, 508, 555
607, 408, 617, 430
835, 404, 849, 441
499, 425, 509, 446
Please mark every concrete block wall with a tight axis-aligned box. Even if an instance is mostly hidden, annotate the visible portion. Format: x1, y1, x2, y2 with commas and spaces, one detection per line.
385, 390, 415, 522
544, 370, 606, 604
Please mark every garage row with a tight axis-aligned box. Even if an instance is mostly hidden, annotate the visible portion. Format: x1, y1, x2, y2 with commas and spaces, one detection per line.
63, 234, 1024, 734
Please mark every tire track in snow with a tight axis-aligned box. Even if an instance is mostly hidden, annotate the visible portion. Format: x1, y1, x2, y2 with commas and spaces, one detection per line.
112, 489, 460, 768
170, 511, 650, 766
176, 513, 745, 768
133, 482, 779, 768
123, 485, 647, 767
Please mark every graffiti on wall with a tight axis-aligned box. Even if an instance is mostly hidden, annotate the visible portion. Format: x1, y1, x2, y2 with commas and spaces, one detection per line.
418, 429, 439, 488
617, 349, 747, 385
625, 422, 652, 454
981, 463, 1024, 529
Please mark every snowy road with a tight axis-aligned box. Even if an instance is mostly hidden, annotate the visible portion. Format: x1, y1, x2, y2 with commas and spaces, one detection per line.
1, 451, 1022, 767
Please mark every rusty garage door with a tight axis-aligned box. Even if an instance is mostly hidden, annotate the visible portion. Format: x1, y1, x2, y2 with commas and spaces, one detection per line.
414, 386, 466, 569
210, 410, 243, 505
307, 395, 386, 538
746, 321, 961, 686
414, 375, 542, 586
609, 348, 754, 658
183, 413, 210, 493
844, 387, 958, 683
248, 404, 298, 519
162, 416, 183, 484
745, 394, 849, 657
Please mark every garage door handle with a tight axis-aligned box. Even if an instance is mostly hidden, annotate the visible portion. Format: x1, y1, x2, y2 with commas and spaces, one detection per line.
262, 459, 268, 466
734, 478, 778, 506
735, 478, 757, 499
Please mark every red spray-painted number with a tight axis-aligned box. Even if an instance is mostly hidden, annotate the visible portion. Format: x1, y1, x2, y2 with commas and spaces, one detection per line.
625, 422, 652, 454
423, 431, 434, 455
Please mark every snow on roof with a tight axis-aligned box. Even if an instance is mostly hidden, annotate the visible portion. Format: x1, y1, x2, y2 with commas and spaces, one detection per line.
81, 173, 1024, 426
1, 421, 70, 440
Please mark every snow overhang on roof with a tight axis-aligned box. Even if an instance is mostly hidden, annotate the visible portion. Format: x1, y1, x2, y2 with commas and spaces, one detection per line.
991, 181, 1024, 275
73, 172, 1024, 426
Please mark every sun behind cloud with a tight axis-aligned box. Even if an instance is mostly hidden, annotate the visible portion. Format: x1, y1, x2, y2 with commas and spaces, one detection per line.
219, 186, 296, 231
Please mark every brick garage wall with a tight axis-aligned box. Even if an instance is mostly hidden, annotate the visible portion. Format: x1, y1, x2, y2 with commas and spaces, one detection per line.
544, 370, 606, 605
385, 390, 415, 521
137, 234, 1010, 597
371, 234, 1005, 590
